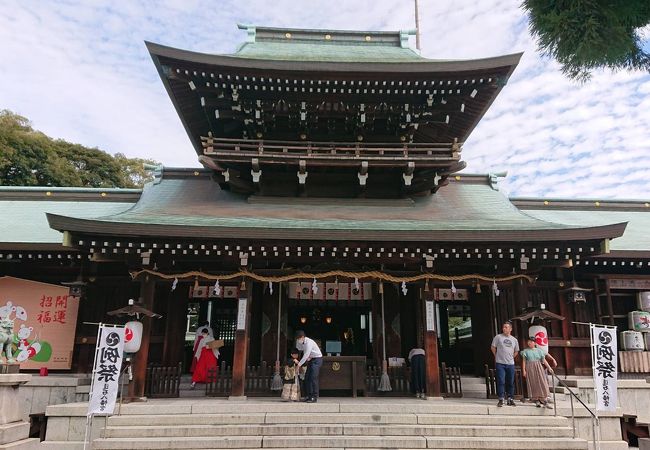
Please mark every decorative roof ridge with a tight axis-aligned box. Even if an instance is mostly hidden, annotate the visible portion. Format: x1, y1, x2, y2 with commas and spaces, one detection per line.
0, 186, 141, 202
236, 23, 416, 48
0, 186, 141, 193
512, 197, 650, 211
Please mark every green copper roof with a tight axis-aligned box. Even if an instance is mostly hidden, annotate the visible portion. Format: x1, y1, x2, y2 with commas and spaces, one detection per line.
516, 208, 650, 254
46, 170, 625, 243
0, 188, 138, 245
233, 41, 424, 62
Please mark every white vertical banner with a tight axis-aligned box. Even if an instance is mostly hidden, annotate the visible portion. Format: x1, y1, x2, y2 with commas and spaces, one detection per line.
425, 301, 435, 331
88, 325, 125, 416
591, 324, 618, 412
236, 297, 248, 330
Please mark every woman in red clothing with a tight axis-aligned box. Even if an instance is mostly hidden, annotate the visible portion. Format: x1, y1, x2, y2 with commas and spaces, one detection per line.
191, 328, 219, 389
190, 322, 213, 373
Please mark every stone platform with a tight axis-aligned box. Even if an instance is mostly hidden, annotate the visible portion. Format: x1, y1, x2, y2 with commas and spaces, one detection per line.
39, 397, 629, 450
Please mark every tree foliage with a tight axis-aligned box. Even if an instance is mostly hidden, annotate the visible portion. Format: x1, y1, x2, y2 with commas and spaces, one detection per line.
0, 110, 159, 188
522, 0, 650, 81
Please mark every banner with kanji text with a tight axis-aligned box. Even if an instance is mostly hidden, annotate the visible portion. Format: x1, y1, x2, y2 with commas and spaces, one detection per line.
591, 324, 617, 412
88, 325, 125, 416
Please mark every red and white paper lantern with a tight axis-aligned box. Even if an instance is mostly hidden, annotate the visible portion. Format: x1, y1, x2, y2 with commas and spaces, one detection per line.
124, 321, 143, 353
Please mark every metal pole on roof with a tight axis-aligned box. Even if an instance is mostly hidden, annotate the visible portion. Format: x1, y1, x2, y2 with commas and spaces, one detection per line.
414, 0, 422, 50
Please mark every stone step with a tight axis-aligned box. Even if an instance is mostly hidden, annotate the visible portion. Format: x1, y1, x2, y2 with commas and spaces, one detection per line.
424, 436, 588, 449
106, 412, 569, 427
103, 423, 573, 439
0, 422, 30, 445
92, 436, 262, 449
0, 438, 41, 450
93, 434, 587, 449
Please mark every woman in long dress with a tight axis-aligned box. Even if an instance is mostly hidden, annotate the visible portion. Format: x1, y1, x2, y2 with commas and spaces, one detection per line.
191, 328, 219, 388
521, 337, 554, 408
190, 322, 213, 373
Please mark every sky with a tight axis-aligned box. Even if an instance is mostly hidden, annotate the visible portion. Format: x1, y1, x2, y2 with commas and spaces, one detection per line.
1, 0, 649, 199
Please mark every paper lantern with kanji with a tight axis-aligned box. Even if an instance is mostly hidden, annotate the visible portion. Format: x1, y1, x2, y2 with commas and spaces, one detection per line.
528, 324, 549, 354
124, 321, 143, 353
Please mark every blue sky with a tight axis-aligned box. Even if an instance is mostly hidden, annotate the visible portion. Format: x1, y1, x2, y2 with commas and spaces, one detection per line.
1, 0, 649, 199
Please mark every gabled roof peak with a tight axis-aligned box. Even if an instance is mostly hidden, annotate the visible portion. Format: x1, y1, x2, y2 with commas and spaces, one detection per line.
236, 24, 416, 49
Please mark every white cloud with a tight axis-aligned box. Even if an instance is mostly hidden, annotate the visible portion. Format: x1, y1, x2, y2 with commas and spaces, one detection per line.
0, 0, 648, 199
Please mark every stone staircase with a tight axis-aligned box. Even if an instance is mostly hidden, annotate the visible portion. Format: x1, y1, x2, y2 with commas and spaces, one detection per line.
459, 376, 487, 399
79, 399, 591, 450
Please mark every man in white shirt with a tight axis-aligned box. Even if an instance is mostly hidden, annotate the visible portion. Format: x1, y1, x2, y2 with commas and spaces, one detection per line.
294, 330, 323, 403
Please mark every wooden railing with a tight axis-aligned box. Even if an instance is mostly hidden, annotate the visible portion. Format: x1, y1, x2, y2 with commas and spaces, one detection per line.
205, 364, 232, 397
204, 362, 463, 398
145, 363, 182, 398
484, 364, 526, 399
441, 363, 462, 398
201, 137, 460, 165
205, 363, 273, 397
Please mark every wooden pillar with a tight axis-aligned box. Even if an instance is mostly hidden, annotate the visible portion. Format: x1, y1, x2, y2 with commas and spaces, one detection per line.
162, 283, 187, 366
514, 279, 529, 348
422, 289, 441, 397
129, 276, 155, 399
557, 290, 573, 375
593, 278, 603, 323
231, 280, 251, 398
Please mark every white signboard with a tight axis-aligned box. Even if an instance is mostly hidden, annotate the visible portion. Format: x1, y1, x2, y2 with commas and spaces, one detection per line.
591, 325, 618, 412
236, 298, 248, 330
425, 301, 435, 331
88, 325, 125, 416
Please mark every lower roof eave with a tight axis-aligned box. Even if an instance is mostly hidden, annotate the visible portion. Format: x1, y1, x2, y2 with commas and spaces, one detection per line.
46, 214, 627, 244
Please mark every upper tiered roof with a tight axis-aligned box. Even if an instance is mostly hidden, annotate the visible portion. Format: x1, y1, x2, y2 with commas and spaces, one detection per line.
147, 25, 521, 196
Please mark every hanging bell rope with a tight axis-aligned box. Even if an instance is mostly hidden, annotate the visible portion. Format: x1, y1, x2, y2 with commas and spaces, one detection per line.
132, 268, 534, 284
270, 283, 283, 391
377, 282, 392, 392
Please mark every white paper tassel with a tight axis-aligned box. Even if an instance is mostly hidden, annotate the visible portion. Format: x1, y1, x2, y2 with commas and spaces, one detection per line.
312, 278, 318, 294
171, 278, 178, 291
451, 280, 457, 294
401, 281, 408, 296
354, 277, 360, 290
269, 281, 273, 295
493, 280, 500, 297
213, 280, 221, 296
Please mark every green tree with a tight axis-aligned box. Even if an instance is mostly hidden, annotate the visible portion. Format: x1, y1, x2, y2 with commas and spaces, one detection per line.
0, 110, 158, 188
522, 0, 650, 81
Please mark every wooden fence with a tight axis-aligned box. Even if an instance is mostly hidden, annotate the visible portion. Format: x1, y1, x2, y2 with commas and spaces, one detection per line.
206, 363, 273, 397
441, 363, 462, 398
484, 364, 526, 399
145, 363, 182, 398
205, 363, 462, 398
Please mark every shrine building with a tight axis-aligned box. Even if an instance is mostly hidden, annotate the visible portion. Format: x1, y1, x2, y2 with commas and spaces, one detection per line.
1, 24, 649, 399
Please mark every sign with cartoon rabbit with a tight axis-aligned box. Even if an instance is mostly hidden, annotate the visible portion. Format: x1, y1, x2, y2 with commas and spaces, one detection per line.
0, 276, 80, 369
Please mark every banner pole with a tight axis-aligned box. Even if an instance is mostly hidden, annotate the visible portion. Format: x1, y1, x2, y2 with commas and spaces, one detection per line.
589, 324, 600, 450
84, 322, 103, 450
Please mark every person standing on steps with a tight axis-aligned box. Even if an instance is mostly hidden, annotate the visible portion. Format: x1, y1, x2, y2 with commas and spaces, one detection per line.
491, 321, 519, 407
521, 337, 554, 408
294, 330, 323, 403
